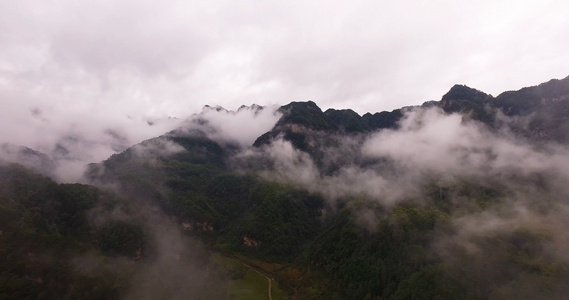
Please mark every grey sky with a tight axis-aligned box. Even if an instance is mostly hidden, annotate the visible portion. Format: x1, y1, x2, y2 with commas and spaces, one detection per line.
1, 0, 568, 179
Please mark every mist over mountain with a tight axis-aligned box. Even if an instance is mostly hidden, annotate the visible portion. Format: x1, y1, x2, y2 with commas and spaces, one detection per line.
3, 76, 569, 299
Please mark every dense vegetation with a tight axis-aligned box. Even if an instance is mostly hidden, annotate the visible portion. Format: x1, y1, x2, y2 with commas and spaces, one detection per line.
90, 134, 326, 261
86, 126, 569, 299
0, 163, 226, 299
3, 76, 569, 299
306, 184, 569, 299
0, 164, 131, 299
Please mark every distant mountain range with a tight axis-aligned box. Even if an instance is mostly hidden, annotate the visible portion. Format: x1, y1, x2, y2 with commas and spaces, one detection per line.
2, 75, 569, 299
255, 74, 569, 144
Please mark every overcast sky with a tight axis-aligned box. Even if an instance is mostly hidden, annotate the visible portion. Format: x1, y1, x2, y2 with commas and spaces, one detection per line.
1, 0, 569, 173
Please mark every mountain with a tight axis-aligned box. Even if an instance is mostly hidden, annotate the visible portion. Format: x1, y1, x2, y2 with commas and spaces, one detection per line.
438, 75, 569, 142
268, 75, 569, 142
3, 75, 569, 299
0, 163, 141, 299
254, 100, 405, 149
0, 143, 56, 177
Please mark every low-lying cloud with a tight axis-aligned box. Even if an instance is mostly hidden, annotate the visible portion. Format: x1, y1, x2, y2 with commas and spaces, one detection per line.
234, 105, 569, 297
0, 102, 281, 183
0, 109, 183, 182
237, 107, 569, 207
197, 104, 282, 148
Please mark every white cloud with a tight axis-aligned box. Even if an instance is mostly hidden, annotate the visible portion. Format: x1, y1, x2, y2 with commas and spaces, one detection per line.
237, 107, 569, 207
1, 0, 569, 182
198, 104, 282, 147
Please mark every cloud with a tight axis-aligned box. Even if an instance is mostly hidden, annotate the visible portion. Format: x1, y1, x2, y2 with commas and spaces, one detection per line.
1, 0, 568, 124
131, 138, 186, 159
122, 213, 226, 300
362, 107, 569, 191
231, 135, 413, 205
74, 194, 228, 300
0, 143, 56, 177
0, 94, 184, 182
234, 105, 569, 297
238, 106, 569, 208
1, 0, 569, 183
233, 137, 320, 184
197, 104, 282, 148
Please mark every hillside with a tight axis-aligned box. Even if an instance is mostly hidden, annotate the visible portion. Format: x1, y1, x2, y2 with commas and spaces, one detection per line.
3, 75, 569, 299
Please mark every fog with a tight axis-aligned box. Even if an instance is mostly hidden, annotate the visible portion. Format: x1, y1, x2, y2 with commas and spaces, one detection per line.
197, 104, 282, 148
236, 107, 569, 206
5, 96, 569, 298
72, 196, 228, 300
2, 1, 568, 184
0, 107, 183, 182
2, 1, 569, 298
234, 105, 569, 297
0, 102, 281, 184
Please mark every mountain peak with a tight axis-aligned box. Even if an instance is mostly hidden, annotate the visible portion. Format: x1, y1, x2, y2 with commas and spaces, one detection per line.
324, 108, 367, 132
202, 105, 228, 112
441, 84, 492, 102
278, 100, 320, 112
275, 101, 337, 131
238, 104, 264, 112
438, 84, 494, 120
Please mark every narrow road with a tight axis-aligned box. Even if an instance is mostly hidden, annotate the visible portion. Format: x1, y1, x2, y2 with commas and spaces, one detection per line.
240, 262, 272, 300
215, 253, 275, 300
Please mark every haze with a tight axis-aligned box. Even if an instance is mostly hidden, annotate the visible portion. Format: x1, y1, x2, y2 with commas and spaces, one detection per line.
1, 0, 569, 180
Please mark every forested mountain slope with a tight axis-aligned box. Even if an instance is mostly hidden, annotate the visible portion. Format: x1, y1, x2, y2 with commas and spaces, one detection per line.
3, 76, 569, 299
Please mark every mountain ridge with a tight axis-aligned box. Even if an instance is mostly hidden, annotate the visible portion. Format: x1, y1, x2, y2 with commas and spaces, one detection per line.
249, 75, 569, 149
4, 75, 569, 299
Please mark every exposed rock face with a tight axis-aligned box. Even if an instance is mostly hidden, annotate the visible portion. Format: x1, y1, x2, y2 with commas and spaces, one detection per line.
181, 221, 213, 232
182, 222, 193, 231
243, 235, 261, 248
199, 222, 214, 232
